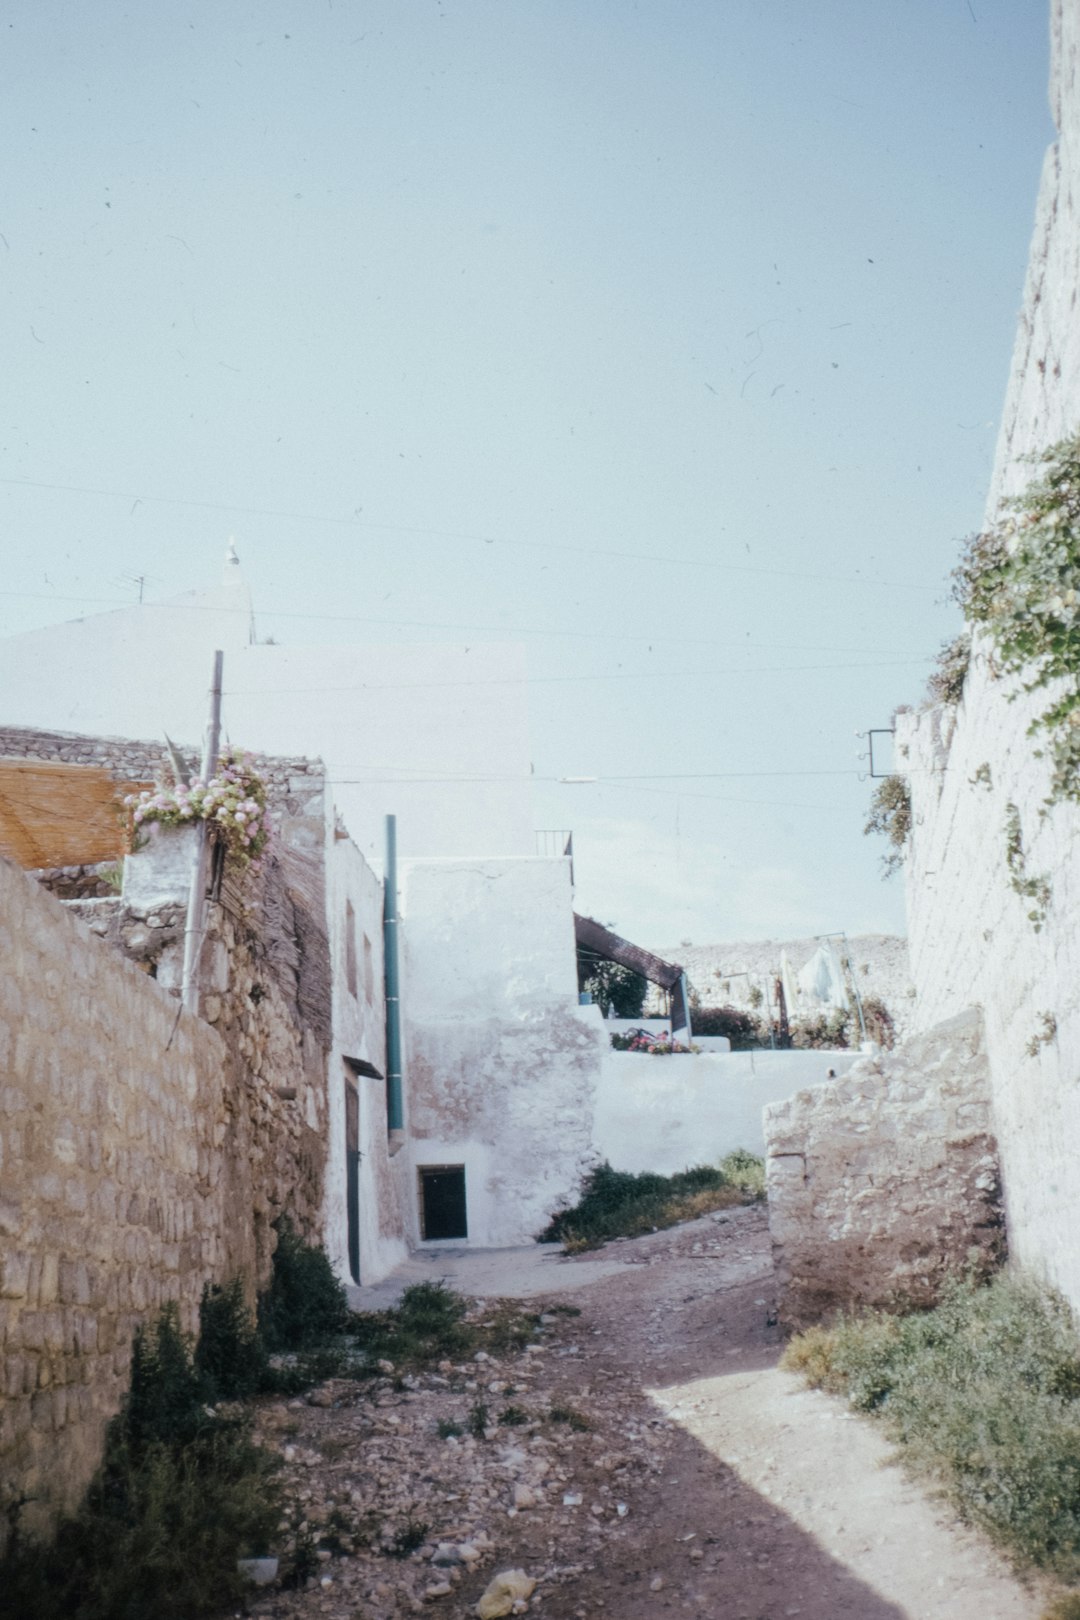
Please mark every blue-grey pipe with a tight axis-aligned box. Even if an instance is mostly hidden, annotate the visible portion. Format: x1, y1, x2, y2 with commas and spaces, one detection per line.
383, 814, 405, 1153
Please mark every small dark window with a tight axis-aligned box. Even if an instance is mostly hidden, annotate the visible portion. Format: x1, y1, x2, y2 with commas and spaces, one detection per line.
362, 933, 374, 1003
345, 900, 358, 998
418, 1166, 467, 1241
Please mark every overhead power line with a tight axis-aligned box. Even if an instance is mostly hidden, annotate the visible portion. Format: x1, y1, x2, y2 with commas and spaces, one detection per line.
0, 473, 939, 592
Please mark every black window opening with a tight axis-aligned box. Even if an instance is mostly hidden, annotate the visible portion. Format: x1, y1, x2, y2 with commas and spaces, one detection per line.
418, 1165, 468, 1241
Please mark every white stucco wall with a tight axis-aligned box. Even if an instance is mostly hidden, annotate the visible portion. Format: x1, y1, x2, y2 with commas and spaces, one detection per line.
896, 1, 1080, 1312
324, 828, 411, 1287
0, 577, 535, 863
594, 1047, 860, 1171
399, 854, 604, 1247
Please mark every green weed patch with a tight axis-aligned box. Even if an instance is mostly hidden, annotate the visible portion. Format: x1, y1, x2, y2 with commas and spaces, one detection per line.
537, 1155, 763, 1251
783, 1273, 1080, 1579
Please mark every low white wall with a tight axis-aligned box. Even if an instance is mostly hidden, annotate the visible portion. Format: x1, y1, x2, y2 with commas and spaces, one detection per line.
594, 1048, 860, 1171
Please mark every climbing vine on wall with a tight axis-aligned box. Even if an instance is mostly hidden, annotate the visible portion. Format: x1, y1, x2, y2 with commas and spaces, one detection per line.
863, 774, 912, 878
1003, 802, 1052, 931
955, 430, 1080, 805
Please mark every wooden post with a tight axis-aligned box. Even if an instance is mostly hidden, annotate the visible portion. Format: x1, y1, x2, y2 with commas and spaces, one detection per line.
180, 651, 224, 1013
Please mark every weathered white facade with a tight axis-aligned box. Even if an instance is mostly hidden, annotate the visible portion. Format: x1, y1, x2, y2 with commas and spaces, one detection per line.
894, 2, 1080, 1312
399, 856, 603, 1249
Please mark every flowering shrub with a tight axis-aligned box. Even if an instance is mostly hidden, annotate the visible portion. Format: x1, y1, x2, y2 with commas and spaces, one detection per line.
610, 1028, 700, 1054
124, 750, 270, 869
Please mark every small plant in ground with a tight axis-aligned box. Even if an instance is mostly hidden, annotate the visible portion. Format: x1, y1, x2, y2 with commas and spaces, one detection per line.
782, 1272, 1080, 1579
385, 1517, 430, 1559
548, 1405, 591, 1432
864, 774, 912, 878
436, 1419, 464, 1439
353, 1280, 474, 1368
1004, 802, 1052, 930
258, 1215, 351, 1352
468, 1401, 491, 1438
498, 1405, 530, 1426
719, 1149, 767, 1200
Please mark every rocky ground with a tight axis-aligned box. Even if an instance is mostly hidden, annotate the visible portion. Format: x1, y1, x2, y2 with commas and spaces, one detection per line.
243, 1208, 1049, 1620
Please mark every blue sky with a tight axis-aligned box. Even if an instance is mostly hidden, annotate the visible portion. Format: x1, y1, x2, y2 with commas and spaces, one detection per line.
0, 0, 1055, 945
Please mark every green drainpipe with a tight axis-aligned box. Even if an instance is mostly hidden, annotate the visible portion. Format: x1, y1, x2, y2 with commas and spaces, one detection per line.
384, 814, 405, 1155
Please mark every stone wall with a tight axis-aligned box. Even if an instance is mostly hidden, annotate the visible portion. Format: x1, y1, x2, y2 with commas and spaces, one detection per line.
0, 858, 231, 1541
892, 0, 1080, 1314
764, 1011, 1003, 1328
0, 738, 339, 1543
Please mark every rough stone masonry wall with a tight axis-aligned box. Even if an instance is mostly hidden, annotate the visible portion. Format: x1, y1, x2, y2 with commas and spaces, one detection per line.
0, 858, 231, 1543
892, 1, 1080, 1314
764, 1010, 1003, 1329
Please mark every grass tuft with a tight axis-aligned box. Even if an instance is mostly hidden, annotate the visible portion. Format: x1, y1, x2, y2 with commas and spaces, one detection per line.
783, 1272, 1080, 1578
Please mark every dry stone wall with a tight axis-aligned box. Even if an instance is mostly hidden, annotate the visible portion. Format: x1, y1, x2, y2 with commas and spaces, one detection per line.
0, 858, 231, 1541
764, 1011, 1003, 1328
0, 733, 337, 1544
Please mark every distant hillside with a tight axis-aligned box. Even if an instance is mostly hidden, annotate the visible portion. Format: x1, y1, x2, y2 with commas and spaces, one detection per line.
648, 933, 914, 1038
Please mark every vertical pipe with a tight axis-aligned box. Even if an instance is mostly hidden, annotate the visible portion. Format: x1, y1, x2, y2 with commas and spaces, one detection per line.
181, 650, 224, 1012
383, 813, 405, 1154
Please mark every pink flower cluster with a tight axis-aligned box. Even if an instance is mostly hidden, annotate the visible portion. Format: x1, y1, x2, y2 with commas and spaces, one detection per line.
124, 749, 271, 870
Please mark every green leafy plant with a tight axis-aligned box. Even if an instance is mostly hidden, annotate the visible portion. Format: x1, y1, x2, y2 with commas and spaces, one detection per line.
955, 431, 1080, 805
385, 1517, 430, 1559
783, 1273, 1080, 1579
537, 1159, 756, 1251
1004, 802, 1052, 930
686, 1005, 764, 1048
196, 1278, 270, 1401
498, 1405, 530, 1427
576, 944, 649, 1018
864, 775, 912, 877
467, 1401, 491, 1438
0, 1305, 282, 1620
258, 1215, 351, 1352
548, 1404, 591, 1431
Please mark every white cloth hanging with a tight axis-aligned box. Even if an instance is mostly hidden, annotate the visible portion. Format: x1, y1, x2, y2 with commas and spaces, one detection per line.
797, 942, 848, 1011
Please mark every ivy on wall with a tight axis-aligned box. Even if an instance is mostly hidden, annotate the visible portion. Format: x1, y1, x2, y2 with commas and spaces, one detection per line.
955, 431, 1080, 806
863, 775, 912, 878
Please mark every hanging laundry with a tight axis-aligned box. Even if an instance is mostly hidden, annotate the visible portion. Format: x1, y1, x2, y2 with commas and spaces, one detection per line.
797, 942, 848, 1011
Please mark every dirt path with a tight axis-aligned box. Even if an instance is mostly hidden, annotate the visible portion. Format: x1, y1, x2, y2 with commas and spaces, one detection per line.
248, 1210, 1049, 1620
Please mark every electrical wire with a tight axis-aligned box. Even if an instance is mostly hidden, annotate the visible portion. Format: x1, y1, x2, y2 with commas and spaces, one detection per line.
0, 473, 939, 592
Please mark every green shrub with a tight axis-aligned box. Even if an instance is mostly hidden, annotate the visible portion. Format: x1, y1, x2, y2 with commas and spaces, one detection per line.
196, 1278, 270, 1401
354, 1280, 473, 1368
783, 1273, 1080, 1578
1, 1305, 282, 1620
537, 1159, 751, 1250
258, 1215, 351, 1351
864, 774, 912, 878
690, 1006, 764, 1047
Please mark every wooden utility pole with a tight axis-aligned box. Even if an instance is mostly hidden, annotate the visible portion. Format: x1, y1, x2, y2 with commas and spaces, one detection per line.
180, 651, 224, 1013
